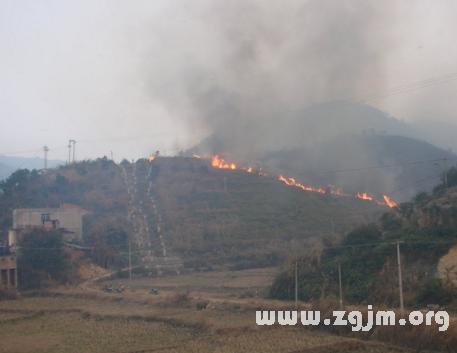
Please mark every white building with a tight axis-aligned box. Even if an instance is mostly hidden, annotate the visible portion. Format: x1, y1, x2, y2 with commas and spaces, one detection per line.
10, 203, 88, 244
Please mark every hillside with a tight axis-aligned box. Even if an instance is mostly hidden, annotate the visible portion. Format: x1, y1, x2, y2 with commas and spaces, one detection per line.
271, 169, 457, 306
0, 157, 384, 272
144, 157, 383, 269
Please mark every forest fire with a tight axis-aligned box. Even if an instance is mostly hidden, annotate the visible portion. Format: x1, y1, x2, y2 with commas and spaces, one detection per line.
206, 155, 398, 208
356, 192, 374, 201
211, 155, 237, 170
383, 195, 399, 208
278, 175, 326, 194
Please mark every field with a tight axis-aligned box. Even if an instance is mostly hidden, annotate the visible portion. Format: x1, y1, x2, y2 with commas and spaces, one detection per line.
110, 267, 278, 298
0, 268, 442, 353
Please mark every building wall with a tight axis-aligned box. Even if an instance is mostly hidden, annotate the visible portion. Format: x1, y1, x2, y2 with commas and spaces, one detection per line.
8, 230, 17, 247
13, 207, 87, 241
0, 254, 17, 289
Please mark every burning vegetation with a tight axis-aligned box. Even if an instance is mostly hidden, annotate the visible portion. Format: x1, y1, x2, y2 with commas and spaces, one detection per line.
205, 154, 398, 208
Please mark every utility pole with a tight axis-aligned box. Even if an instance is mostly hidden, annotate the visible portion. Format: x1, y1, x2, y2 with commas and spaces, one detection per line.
67, 140, 72, 164
444, 158, 448, 188
396, 241, 404, 316
43, 145, 49, 170
338, 262, 343, 309
128, 239, 132, 281
294, 259, 298, 309
72, 140, 76, 163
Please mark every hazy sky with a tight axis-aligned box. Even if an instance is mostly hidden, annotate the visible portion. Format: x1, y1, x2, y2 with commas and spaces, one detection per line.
1, 0, 457, 161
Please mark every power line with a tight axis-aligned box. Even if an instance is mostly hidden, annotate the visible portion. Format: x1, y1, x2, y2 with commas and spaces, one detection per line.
5, 238, 457, 253
389, 174, 442, 196
317, 157, 455, 175
1, 144, 70, 156
43, 146, 49, 170
356, 71, 457, 103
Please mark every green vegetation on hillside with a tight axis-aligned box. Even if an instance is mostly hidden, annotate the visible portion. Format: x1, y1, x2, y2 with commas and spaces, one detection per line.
271, 169, 457, 306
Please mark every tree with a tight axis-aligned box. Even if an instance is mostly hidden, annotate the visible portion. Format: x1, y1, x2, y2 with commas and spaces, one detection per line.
85, 215, 130, 268
343, 224, 382, 246
17, 228, 70, 289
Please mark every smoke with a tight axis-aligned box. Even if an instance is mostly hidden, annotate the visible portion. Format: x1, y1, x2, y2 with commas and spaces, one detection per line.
143, 1, 454, 200
3, 0, 453, 197
145, 0, 397, 156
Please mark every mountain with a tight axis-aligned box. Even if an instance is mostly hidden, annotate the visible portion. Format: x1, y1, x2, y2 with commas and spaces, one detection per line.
0, 157, 383, 270
191, 101, 413, 156
0, 162, 14, 181
190, 101, 456, 201
0, 155, 63, 180
261, 134, 455, 201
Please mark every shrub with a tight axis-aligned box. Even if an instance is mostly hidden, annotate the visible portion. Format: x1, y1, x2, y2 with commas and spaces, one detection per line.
415, 278, 457, 306
17, 228, 70, 289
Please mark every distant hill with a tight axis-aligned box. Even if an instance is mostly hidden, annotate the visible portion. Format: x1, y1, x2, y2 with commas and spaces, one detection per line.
0, 155, 63, 180
261, 134, 456, 201
190, 101, 456, 201
412, 120, 457, 153
0, 162, 14, 181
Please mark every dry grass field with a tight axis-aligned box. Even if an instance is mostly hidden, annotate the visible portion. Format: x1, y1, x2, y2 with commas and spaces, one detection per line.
0, 268, 447, 353
110, 267, 279, 299
0, 296, 416, 353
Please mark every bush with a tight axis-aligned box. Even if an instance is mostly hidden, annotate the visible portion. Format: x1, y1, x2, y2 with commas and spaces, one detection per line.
17, 229, 70, 289
343, 224, 381, 246
415, 278, 457, 306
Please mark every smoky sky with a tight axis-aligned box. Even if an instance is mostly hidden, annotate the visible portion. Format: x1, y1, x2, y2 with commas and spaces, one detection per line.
148, 0, 395, 157
1, 0, 457, 161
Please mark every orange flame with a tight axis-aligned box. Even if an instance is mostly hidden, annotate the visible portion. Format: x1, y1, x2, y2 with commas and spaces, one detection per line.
148, 155, 156, 161
383, 195, 398, 208
356, 192, 374, 201
209, 155, 398, 208
211, 155, 237, 170
192, 153, 202, 159
278, 175, 326, 194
